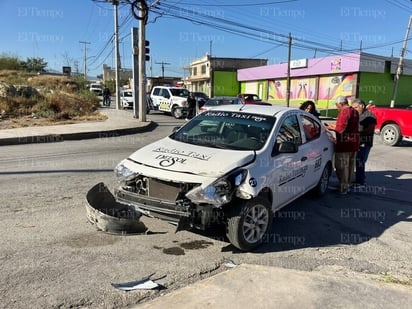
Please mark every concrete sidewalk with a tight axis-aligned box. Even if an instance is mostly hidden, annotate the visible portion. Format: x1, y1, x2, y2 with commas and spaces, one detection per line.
136, 264, 412, 309
0, 108, 154, 146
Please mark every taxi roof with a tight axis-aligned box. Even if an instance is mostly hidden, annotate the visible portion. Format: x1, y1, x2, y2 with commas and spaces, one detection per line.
206, 103, 299, 117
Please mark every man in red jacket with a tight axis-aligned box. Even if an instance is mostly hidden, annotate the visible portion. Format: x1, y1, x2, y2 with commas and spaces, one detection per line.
326, 96, 360, 194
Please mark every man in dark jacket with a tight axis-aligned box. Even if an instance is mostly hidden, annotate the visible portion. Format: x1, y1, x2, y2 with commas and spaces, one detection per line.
103, 86, 111, 106
186, 92, 197, 120
351, 98, 377, 186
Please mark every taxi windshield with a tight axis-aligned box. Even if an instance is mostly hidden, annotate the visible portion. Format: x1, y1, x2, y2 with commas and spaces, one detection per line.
171, 110, 276, 151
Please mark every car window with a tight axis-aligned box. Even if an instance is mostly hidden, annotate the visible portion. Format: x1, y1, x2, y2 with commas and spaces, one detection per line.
276, 115, 302, 145
205, 99, 219, 106
205, 98, 239, 106
152, 88, 160, 96
170, 88, 189, 97
160, 89, 170, 98
171, 111, 276, 151
194, 92, 207, 99
301, 115, 321, 142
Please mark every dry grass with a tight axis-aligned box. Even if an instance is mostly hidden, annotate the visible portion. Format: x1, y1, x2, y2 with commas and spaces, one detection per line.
0, 70, 103, 129
378, 275, 412, 286
27, 74, 79, 92
0, 70, 34, 84
0, 112, 107, 129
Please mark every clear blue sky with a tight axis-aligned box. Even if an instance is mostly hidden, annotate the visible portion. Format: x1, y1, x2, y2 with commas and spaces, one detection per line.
1, 0, 411, 79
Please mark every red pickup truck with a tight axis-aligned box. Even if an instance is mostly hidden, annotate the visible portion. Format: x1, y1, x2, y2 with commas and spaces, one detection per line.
369, 106, 412, 146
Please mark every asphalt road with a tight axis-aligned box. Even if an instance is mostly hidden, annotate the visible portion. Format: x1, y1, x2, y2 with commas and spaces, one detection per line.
0, 112, 411, 309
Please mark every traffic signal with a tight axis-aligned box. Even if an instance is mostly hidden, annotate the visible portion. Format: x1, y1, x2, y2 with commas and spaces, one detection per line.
145, 40, 150, 61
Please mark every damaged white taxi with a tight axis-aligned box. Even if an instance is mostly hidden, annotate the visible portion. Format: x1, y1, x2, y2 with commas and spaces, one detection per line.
114, 104, 334, 251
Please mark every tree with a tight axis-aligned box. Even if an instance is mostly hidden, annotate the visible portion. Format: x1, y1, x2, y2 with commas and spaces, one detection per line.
21, 57, 48, 72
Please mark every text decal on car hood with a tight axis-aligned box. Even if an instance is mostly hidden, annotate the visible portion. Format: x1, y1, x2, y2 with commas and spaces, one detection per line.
128, 137, 255, 177
153, 147, 212, 161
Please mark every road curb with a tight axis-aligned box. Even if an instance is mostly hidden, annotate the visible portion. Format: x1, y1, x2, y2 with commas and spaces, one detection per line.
0, 121, 156, 146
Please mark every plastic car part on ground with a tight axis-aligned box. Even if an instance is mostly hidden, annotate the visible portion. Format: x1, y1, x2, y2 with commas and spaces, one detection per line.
85, 182, 147, 234
111, 273, 166, 291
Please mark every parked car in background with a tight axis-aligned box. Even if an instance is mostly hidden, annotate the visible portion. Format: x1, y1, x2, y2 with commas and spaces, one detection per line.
150, 86, 189, 119
200, 96, 271, 113
113, 104, 334, 251
369, 105, 412, 146
238, 93, 272, 106
120, 90, 133, 109
238, 93, 262, 102
199, 96, 241, 112
89, 83, 102, 96
192, 91, 209, 108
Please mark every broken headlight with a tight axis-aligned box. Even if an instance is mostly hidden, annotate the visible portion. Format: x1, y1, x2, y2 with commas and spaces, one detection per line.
185, 169, 247, 206
114, 162, 137, 184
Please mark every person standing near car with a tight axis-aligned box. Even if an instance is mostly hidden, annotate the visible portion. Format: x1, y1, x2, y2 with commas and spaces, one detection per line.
325, 96, 359, 194
186, 92, 197, 120
299, 100, 320, 118
103, 86, 111, 107
351, 98, 377, 186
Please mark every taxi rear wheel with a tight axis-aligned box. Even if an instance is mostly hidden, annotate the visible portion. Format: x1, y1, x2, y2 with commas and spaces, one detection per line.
226, 197, 272, 251
311, 163, 331, 197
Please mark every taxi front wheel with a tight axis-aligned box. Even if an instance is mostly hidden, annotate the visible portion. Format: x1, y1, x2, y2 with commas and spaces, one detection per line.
226, 197, 272, 251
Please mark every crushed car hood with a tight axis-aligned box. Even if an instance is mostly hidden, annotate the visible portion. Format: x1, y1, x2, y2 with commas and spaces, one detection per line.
128, 137, 255, 177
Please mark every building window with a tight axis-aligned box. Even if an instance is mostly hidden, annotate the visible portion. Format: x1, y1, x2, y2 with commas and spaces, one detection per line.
193, 67, 197, 76
201, 65, 207, 74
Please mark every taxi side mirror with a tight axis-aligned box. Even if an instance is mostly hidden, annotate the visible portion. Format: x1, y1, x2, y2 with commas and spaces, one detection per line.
272, 141, 298, 156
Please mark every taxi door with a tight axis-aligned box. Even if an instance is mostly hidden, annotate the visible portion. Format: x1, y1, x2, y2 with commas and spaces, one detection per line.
299, 114, 324, 189
269, 114, 309, 209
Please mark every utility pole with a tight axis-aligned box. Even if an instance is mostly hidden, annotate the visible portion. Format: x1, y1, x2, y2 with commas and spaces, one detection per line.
155, 61, 171, 79
113, 0, 121, 110
390, 15, 412, 108
132, 27, 139, 119
128, 0, 149, 122
138, 1, 149, 122
286, 33, 292, 107
79, 41, 90, 80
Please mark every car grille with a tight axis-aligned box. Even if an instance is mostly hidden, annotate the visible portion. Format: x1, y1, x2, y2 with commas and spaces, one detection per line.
116, 175, 201, 222
124, 175, 200, 203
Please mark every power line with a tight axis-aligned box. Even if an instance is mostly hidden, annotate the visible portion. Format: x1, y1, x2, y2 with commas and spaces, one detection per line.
150, 2, 409, 59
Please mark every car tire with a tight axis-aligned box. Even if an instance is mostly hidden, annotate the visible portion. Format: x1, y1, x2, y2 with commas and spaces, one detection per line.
225, 197, 272, 251
311, 163, 331, 197
381, 124, 402, 146
171, 106, 181, 119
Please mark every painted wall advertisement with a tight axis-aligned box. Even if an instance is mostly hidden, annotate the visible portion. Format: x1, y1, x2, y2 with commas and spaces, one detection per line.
268, 77, 316, 101
267, 74, 355, 108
